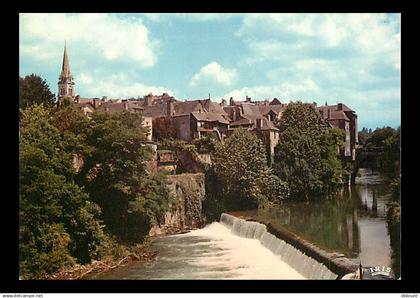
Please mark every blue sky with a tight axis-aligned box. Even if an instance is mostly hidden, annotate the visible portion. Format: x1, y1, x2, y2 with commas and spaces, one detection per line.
19, 13, 401, 130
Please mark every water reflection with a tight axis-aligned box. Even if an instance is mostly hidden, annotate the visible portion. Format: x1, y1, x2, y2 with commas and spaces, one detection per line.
234, 168, 399, 277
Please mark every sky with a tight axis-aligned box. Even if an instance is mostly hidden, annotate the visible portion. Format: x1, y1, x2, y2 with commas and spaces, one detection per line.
19, 13, 401, 130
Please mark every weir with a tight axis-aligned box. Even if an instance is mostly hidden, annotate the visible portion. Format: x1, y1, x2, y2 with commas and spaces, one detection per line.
220, 213, 357, 280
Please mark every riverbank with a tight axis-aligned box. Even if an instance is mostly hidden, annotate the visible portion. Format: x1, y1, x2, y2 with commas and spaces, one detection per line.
43, 226, 198, 280
42, 236, 157, 280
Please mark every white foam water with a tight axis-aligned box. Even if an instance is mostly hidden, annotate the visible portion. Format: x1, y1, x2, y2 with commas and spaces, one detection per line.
183, 221, 305, 279
89, 214, 337, 280
220, 213, 338, 280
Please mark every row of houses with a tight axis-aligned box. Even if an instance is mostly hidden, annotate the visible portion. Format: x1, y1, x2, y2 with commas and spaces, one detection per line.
57, 44, 358, 161
67, 93, 358, 161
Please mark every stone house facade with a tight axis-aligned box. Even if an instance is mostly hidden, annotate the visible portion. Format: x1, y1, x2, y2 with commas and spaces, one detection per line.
317, 103, 358, 161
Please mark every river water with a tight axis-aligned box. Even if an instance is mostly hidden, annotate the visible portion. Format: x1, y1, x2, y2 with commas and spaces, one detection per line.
231, 168, 399, 277
88, 168, 399, 280
89, 222, 304, 279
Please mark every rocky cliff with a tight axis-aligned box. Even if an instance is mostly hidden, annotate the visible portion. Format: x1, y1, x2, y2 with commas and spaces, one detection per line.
149, 173, 206, 236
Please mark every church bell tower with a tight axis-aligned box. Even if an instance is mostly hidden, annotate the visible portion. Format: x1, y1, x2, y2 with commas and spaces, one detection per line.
58, 41, 75, 101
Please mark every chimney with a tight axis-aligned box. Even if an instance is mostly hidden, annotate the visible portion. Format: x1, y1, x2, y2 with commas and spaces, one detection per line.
229, 97, 234, 106
167, 101, 174, 116
221, 99, 226, 107
327, 109, 331, 119
232, 109, 237, 121
256, 118, 263, 130
93, 98, 97, 108
145, 94, 153, 106
338, 103, 343, 110
123, 102, 128, 110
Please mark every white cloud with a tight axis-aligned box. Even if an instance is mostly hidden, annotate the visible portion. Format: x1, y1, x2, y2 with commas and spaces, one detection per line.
79, 72, 173, 99
237, 13, 400, 62
78, 73, 93, 85
234, 13, 401, 127
223, 79, 320, 100
19, 13, 157, 67
189, 62, 237, 87
143, 13, 240, 22
172, 13, 239, 22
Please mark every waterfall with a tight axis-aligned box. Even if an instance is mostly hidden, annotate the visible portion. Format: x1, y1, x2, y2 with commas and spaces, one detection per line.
220, 213, 338, 280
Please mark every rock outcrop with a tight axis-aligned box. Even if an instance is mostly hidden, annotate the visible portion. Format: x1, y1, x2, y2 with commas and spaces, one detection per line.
149, 173, 205, 236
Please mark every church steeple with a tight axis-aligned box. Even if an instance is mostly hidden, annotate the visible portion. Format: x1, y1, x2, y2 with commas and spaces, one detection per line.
61, 41, 71, 79
58, 41, 75, 100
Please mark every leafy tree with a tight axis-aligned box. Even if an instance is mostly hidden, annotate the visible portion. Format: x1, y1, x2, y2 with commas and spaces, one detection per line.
358, 127, 370, 146
320, 127, 347, 191
78, 111, 174, 241
19, 74, 56, 109
192, 135, 218, 154
19, 104, 108, 278
274, 102, 344, 200
212, 128, 288, 210
364, 126, 400, 176
365, 126, 397, 149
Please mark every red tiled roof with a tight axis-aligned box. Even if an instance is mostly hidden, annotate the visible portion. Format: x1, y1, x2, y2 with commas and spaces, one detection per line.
142, 104, 167, 118
199, 99, 229, 116
240, 103, 265, 120
230, 117, 279, 131
191, 112, 230, 124
270, 98, 282, 105
174, 100, 203, 116
95, 101, 143, 113
230, 117, 253, 127
317, 104, 352, 121
317, 104, 354, 113
329, 110, 350, 121
254, 118, 279, 131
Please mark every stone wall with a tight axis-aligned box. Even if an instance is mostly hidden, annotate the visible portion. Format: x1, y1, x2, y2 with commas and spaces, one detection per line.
149, 173, 206, 236
172, 115, 192, 141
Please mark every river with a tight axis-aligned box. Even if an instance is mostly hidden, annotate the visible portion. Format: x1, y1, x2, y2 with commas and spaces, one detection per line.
87, 168, 399, 280
231, 168, 400, 278
88, 221, 305, 279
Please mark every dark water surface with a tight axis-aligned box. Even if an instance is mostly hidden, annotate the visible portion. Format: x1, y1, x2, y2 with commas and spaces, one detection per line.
233, 168, 400, 277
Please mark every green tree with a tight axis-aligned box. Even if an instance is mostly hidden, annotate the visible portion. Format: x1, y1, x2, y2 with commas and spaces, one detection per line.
19, 74, 56, 109
19, 104, 108, 278
320, 127, 346, 192
212, 128, 288, 210
364, 126, 400, 176
274, 102, 343, 200
77, 111, 174, 241
358, 127, 370, 146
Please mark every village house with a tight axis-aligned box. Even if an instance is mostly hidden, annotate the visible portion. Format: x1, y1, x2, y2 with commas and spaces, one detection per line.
317, 103, 358, 161
56, 43, 358, 161
222, 97, 282, 156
